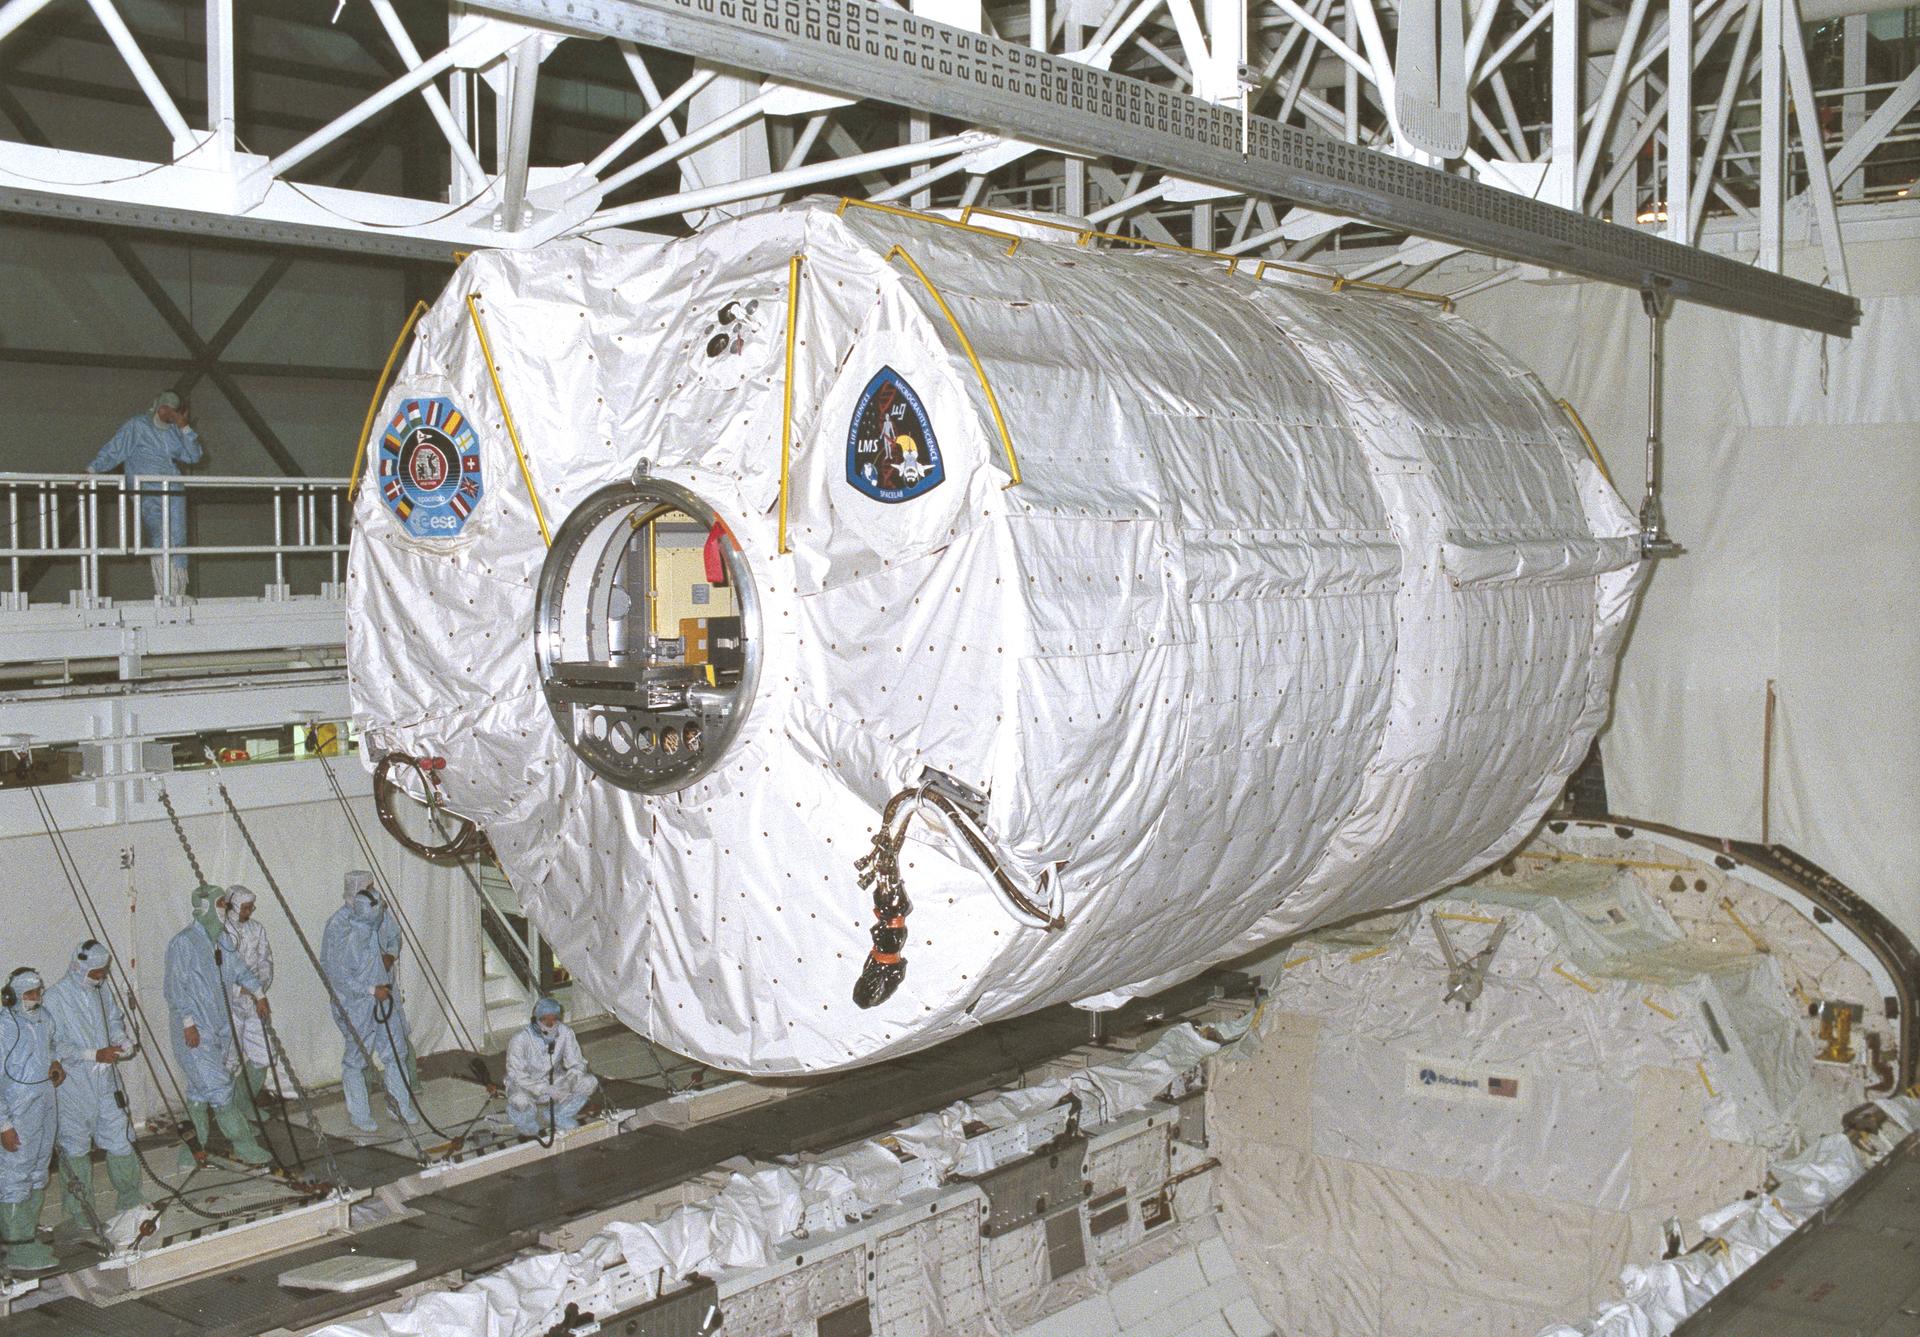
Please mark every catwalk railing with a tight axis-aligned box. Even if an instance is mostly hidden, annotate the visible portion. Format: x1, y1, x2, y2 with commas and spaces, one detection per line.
0, 471, 352, 607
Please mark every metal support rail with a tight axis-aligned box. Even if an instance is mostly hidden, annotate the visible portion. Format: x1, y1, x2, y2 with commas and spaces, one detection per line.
1, 471, 350, 606
469, 0, 1860, 337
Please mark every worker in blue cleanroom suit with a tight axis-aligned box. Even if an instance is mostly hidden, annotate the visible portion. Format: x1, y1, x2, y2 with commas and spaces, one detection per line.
322, 884, 420, 1133
505, 997, 598, 1138
0, 967, 62, 1271
339, 871, 417, 1102
86, 389, 203, 598
45, 941, 144, 1223
163, 885, 273, 1168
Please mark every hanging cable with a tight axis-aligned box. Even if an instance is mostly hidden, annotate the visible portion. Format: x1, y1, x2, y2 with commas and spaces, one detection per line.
32, 786, 316, 1224
205, 782, 435, 1164
313, 748, 483, 1058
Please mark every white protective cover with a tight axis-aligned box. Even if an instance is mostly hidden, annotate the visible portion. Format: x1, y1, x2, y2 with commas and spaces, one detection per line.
347, 201, 1643, 1072
1211, 867, 1835, 1337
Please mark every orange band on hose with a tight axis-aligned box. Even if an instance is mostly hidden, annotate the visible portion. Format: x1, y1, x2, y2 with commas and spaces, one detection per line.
869, 951, 903, 965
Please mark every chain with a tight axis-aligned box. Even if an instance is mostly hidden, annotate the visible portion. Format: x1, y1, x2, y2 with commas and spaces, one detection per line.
156, 786, 207, 887
257, 1011, 346, 1189
214, 782, 433, 1163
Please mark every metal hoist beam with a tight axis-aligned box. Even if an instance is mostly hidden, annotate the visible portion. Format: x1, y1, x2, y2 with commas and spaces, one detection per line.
470, 0, 1860, 336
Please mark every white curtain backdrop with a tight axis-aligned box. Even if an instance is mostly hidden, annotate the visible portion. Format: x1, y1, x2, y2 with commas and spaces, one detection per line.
1, 766, 485, 1126
1460, 236, 1920, 948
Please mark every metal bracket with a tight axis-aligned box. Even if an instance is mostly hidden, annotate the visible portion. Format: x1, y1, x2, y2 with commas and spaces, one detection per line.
966, 1135, 1088, 1237
1639, 283, 1684, 560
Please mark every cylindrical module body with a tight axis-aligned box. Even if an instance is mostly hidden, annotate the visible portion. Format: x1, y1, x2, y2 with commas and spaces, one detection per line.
347, 203, 1643, 1073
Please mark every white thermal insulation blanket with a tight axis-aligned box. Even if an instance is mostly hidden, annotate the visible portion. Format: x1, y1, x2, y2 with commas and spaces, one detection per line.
1211, 865, 1828, 1337
347, 201, 1644, 1072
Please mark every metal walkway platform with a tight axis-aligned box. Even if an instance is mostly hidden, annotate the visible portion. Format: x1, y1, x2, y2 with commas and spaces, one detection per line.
0, 972, 1246, 1336
1676, 1130, 1920, 1337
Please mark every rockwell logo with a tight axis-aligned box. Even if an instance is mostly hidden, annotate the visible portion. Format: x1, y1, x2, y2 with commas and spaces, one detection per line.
1408, 1058, 1524, 1102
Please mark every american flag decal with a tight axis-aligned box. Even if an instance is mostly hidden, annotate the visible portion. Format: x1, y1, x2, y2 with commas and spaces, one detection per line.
1488, 1076, 1520, 1098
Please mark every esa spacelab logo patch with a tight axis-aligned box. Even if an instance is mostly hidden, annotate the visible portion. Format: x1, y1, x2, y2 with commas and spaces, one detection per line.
846, 366, 944, 504
378, 395, 485, 540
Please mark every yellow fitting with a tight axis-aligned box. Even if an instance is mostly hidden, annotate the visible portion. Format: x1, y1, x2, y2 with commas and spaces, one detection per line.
883, 244, 1023, 488
1555, 398, 1616, 486
348, 300, 429, 503
1553, 964, 1600, 993
464, 294, 551, 548
779, 254, 803, 556
837, 197, 1020, 255
1718, 897, 1771, 954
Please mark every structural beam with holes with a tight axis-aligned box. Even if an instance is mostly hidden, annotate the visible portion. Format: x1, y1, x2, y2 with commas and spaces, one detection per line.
471, 0, 1860, 336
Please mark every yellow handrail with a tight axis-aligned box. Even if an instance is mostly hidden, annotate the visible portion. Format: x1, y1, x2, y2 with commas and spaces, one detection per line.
464, 293, 552, 548
1330, 274, 1455, 310
837, 197, 1021, 255
1555, 398, 1616, 486
779, 253, 803, 556
1253, 258, 1338, 283
347, 300, 429, 502
958, 205, 1084, 237
1073, 225, 1242, 272
899, 200, 1463, 312
883, 244, 1022, 488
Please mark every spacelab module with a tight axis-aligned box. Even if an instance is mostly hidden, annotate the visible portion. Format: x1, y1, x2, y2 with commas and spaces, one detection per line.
346, 200, 1644, 1074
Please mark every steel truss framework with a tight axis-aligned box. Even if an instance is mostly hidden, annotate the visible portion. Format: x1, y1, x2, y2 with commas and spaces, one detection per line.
1, 0, 1915, 332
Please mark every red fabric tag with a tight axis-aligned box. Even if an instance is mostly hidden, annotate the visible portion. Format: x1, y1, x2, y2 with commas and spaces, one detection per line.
703, 520, 729, 586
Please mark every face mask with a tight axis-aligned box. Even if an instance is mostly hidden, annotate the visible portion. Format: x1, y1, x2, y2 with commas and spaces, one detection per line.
85, 973, 106, 990
352, 897, 382, 923
21, 996, 41, 1013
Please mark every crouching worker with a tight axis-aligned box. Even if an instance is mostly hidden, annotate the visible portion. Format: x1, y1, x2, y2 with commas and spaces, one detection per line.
1, 968, 62, 1271
45, 941, 145, 1222
506, 997, 597, 1138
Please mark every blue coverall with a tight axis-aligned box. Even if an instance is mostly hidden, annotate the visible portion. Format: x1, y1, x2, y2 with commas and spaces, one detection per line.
321, 893, 420, 1131
45, 947, 145, 1218
87, 414, 202, 588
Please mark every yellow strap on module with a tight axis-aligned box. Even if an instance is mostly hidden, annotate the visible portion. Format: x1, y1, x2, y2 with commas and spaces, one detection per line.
837, 197, 1021, 255
1555, 398, 1616, 486
779, 253, 802, 556
1643, 996, 1678, 1020
1718, 897, 1772, 954
1348, 944, 1392, 963
348, 300, 429, 502
883, 244, 1023, 488
1553, 964, 1600, 993
1696, 1061, 1718, 1098
1433, 911, 1502, 925
464, 293, 551, 548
